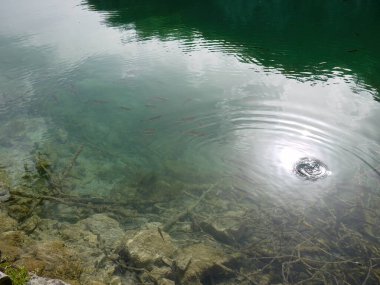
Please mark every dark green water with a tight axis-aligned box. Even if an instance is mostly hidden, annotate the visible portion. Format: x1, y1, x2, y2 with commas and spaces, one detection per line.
1, 0, 380, 284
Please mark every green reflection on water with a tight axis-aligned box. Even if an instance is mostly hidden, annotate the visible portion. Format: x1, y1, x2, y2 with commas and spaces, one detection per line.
87, 0, 380, 98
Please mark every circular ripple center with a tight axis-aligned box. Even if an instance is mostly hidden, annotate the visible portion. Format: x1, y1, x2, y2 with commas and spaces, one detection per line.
294, 157, 329, 181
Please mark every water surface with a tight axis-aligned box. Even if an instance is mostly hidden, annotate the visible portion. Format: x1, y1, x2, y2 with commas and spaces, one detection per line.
1, 0, 380, 284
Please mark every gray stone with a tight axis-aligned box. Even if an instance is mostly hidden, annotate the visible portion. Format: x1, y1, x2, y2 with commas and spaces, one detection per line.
0, 271, 12, 285
55, 214, 125, 284
121, 228, 177, 267
157, 278, 175, 285
177, 243, 232, 284
27, 275, 70, 285
77, 214, 125, 251
109, 276, 122, 285
149, 266, 172, 282
198, 210, 247, 244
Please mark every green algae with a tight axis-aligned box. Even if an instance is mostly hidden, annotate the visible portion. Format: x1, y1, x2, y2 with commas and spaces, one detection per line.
0, 258, 29, 285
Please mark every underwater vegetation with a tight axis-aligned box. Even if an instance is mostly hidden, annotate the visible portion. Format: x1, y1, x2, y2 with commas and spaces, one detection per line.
0, 255, 29, 285
1, 145, 379, 284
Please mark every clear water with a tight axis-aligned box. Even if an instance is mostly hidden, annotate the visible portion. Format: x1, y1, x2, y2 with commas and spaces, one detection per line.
1, 0, 380, 284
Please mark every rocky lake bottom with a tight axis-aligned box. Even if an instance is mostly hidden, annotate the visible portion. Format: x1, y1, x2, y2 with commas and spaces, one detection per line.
1, 136, 379, 284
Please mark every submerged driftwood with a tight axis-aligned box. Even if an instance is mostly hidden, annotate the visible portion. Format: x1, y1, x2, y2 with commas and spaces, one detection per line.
2, 143, 380, 284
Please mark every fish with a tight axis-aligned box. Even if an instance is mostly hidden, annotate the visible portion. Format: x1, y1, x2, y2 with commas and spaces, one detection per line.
119, 106, 132, 111
186, 130, 206, 137
150, 96, 168, 101
157, 227, 165, 241
183, 97, 194, 103
68, 83, 78, 95
88, 99, 109, 104
51, 94, 59, 102
147, 115, 162, 121
346, 49, 359, 53
178, 116, 196, 123
143, 128, 156, 135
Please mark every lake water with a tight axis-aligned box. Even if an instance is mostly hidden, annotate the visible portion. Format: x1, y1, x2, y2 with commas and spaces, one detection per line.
1, 0, 380, 284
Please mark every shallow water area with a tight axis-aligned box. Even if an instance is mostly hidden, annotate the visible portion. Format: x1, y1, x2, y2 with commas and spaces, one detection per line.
1, 0, 380, 284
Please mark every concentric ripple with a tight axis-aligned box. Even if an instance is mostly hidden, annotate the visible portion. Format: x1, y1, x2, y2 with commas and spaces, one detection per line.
153, 89, 380, 201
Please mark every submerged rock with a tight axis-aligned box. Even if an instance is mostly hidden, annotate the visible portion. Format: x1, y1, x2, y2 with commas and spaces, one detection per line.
77, 214, 125, 251
0, 230, 27, 260
120, 228, 177, 267
178, 243, 232, 284
19, 214, 40, 234
7, 204, 30, 221
197, 210, 248, 245
0, 231, 26, 247
27, 275, 70, 285
117, 225, 235, 284
0, 181, 10, 202
0, 211, 17, 232
34, 214, 126, 284
16, 240, 83, 284
157, 278, 175, 285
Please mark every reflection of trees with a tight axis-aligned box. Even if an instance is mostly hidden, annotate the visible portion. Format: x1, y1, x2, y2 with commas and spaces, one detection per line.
87, 0, 380, 98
